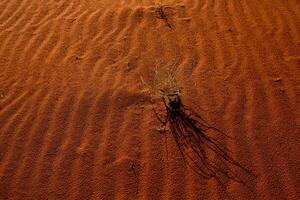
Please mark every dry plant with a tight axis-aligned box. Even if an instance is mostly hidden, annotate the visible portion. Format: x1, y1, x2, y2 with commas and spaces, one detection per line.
155, 4, 173, 29
141, 64, 180, 96
141, 64, 254, 192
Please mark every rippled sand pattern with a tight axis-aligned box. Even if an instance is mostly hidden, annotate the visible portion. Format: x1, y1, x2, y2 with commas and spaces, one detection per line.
0, 0, 299, 199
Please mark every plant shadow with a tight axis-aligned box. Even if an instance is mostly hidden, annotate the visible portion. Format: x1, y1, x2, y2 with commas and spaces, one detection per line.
155, 94, 256, 196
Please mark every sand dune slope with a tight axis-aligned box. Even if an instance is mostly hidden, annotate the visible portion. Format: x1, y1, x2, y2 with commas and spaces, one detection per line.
0, 0, 299, 199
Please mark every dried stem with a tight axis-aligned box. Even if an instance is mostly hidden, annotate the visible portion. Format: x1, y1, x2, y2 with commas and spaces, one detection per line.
155, 5, 173, 29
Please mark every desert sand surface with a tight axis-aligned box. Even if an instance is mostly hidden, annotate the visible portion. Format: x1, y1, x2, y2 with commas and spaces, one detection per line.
0, 0, 299, 199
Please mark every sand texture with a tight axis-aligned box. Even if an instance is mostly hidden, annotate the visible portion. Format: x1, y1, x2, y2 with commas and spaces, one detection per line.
0, 0, 299, 199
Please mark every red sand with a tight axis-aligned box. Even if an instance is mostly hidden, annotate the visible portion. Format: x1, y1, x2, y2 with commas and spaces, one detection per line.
0, 0, 299, 199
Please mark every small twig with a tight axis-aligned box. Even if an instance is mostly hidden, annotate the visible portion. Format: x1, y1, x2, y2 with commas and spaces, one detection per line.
155, 5, 173, 29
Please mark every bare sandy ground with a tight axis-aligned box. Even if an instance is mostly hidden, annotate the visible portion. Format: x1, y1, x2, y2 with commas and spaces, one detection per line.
0, 0, 299, 199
